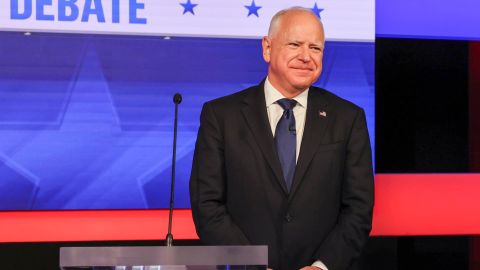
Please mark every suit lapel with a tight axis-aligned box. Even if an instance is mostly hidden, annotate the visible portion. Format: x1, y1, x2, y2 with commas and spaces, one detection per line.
241, 83, 289, 194
289, 87, 330, 200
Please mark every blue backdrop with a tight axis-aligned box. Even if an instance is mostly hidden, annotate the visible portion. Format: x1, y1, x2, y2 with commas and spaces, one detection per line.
376, 0, 480, 40
0, 32, 374, 210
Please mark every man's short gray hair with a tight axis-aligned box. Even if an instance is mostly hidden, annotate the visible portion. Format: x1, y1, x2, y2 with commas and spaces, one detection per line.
267, 7, 322, 38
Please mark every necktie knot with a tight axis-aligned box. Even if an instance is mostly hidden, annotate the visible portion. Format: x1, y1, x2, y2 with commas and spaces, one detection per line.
277, 98, 297, 111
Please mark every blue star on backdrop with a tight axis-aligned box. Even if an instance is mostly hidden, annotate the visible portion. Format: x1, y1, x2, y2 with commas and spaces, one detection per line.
245, 0, 262, 17
311, 2, 324, 18
180, 0, 198, 15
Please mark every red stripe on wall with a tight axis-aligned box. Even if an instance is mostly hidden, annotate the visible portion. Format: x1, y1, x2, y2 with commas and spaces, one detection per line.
372, 174, 480, 236
0, 209, 197, 243
1, 174, 480, 243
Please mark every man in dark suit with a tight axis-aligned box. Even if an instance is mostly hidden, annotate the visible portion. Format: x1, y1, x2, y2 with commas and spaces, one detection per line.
190, 7, 374, 270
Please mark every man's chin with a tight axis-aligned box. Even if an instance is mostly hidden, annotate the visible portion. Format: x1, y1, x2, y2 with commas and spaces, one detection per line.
291, 80, 313, 91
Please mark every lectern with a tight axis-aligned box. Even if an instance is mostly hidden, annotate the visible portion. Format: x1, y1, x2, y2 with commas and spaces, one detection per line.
59, 246, 268, 269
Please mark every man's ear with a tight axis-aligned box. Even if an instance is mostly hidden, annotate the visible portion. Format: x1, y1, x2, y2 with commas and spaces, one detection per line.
262, 36, 271, 63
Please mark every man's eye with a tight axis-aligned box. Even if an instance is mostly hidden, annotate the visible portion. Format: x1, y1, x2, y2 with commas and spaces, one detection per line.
311, 47, 322, 52
288, 43, 299, 47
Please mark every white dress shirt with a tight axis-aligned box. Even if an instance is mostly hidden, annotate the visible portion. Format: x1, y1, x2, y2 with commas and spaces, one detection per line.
264, 77, 308, 162
263, 77, 329, 270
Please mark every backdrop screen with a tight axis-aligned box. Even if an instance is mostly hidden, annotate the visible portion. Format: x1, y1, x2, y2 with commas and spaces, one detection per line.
0, 33, 374, 210
0, 0, 374, 210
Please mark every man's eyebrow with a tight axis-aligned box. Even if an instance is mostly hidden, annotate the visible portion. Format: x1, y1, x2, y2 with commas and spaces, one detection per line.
285, 40, 324, 49
310, 42, 325, 50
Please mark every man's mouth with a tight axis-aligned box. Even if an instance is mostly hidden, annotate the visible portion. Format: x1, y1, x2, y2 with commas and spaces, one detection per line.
291, 66, 313, 71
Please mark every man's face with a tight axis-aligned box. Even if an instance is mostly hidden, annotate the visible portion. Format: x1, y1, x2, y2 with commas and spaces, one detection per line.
262, 11, 325, 96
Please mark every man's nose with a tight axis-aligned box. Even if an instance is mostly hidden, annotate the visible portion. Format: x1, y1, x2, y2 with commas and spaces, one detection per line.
298, 46, 311, 62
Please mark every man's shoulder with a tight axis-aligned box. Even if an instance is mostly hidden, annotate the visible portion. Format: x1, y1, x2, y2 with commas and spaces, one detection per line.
205, 84, 260, 109
203, 84, 364, 115
311, 86, 363, 114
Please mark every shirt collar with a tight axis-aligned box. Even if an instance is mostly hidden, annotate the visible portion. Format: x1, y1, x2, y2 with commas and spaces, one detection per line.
264, 77, 309, 108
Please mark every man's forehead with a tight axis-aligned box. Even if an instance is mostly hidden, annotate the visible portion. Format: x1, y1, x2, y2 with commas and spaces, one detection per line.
278, 15, 323, 33
278, 25, 324, 42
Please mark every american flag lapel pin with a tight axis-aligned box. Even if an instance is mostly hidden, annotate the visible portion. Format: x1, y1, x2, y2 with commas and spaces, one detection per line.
319, 110, 327, 117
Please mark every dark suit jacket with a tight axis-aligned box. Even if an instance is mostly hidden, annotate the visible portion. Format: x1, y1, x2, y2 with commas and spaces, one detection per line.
190, 81, 374, 270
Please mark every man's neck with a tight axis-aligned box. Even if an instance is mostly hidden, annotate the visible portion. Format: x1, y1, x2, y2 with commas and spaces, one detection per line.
266, 76, 307, 99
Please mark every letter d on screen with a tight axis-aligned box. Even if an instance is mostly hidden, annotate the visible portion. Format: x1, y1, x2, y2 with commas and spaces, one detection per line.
11, 0, 32, 20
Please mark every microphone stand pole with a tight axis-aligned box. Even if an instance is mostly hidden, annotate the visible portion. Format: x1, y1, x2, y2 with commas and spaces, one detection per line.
166, 93, 182, 247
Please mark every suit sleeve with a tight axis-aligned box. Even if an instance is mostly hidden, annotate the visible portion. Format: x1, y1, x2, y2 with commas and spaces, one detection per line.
314, 108, 374, 270
189, 102, 250, 245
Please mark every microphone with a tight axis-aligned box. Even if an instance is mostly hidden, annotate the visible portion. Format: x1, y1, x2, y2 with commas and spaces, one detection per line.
166, 93, 182, 247
289, 124, 296, 135
173, 93, 182, 104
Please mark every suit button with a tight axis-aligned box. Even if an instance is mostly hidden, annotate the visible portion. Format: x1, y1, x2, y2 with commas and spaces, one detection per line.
284, 213, 293, 222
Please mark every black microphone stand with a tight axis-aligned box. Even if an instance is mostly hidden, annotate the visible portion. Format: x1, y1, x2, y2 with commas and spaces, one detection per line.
166, 93, 182, 247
